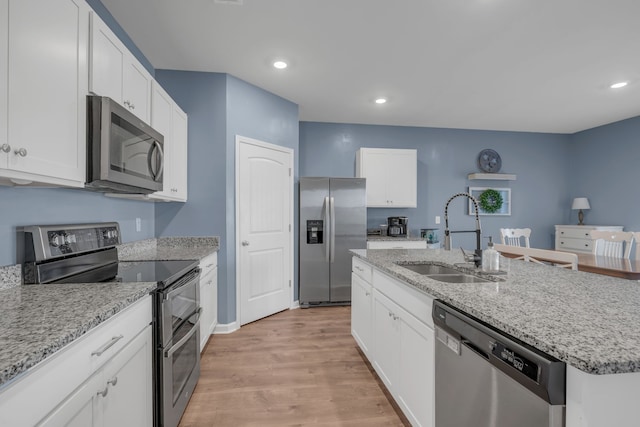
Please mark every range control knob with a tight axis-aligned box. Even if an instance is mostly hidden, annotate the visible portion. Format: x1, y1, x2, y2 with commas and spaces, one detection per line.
50, 234, 64, 247
103, 229, 118, 240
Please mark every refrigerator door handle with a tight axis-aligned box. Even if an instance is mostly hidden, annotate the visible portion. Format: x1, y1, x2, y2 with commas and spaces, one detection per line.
330, 196, 336, 263
324, 196, 330, 262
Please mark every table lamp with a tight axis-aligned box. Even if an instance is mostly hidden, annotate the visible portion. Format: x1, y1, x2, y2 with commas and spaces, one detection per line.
572, 197, 590, 226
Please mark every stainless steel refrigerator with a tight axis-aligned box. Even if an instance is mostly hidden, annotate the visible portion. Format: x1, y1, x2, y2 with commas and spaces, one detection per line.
299, 177, 367, 306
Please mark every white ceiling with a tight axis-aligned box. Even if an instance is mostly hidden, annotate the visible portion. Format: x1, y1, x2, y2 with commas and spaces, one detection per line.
100, 0, 640, 134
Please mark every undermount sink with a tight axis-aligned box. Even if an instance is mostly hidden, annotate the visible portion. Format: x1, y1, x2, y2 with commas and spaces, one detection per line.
397, 263, 461, 275
395, 262, 491, 283
426, 274, 490, 283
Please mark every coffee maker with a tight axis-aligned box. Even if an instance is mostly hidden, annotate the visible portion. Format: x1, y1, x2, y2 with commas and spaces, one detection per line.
387, 216, 408, 237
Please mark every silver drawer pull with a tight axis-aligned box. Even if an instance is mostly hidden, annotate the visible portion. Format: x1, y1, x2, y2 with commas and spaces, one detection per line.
107, 376, 118, 387
91, 335, 124, 357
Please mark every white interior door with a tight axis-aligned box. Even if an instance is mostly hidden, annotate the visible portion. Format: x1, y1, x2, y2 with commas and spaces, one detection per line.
236, 136, 293, 326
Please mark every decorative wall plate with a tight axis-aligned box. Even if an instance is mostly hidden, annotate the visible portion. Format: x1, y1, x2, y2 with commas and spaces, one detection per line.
478, 149, 502, 173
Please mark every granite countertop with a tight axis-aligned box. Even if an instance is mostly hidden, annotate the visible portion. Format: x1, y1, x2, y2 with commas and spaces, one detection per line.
118, 236, 219, 261
0, 236, 219, 389
0, 281, 156, 388
367, 235, 426, 242
352, 248, 640, 375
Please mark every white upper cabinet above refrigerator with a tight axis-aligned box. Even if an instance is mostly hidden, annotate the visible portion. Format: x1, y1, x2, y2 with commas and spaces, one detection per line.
89, 12, 152, 124
356, 148, 417, 208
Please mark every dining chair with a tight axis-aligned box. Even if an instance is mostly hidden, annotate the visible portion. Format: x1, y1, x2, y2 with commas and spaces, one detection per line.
590, 230, 634, 259
499, 228, 531, 247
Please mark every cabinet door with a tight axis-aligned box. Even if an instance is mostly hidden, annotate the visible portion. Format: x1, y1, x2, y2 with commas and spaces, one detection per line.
102, 326, 153, 427
351, 273, 372, 356
0, 0, 7, 168
199, 272, 213, 352
171, 105, 188, 200
37, 374, 102, 427
360, 150, 389, 207
89, 12, 124, 104
6, 0, 87, 184
372, 290, 400, 392
123, 59, 152, 124
387, 150, 417, 207
397, 309, 434, 427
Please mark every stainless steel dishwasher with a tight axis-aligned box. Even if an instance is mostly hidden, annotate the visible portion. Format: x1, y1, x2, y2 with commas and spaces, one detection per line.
432, 300, 566, 427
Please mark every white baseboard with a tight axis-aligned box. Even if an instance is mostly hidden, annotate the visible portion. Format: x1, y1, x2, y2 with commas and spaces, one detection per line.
214, 321, 239, 334
290, 300, 300, 309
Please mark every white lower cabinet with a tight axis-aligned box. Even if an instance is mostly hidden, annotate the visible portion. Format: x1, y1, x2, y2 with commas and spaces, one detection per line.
352, 256, 434, 427
199, 252, 218, 352
38, 325, 153, 427
0, 296, 152, 427
351, 272, 373, 357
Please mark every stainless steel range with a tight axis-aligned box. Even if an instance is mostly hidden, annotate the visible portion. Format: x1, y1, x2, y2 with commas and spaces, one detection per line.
19, 222, 201, 427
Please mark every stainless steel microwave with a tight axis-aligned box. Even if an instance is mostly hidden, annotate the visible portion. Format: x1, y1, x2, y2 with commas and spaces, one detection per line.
86, 95, 164, 194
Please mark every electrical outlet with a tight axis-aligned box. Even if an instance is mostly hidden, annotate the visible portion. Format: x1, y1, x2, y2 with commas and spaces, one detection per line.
435, 216, 441, 224
136, 218, 142, 232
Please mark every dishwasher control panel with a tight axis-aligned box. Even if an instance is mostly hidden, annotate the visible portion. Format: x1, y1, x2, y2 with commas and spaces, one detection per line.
492, 342, 539, 382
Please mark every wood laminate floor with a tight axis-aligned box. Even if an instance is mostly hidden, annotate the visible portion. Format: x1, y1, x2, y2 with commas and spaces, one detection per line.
179, 306, 410, 427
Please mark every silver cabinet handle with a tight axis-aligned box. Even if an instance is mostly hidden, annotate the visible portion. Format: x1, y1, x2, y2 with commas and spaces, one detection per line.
14, 148, 27, 157
123, 100, 135, 109
1, 144, 10, 153
91, 335, 124, 357
242, 241, 250, 246
97, 386, 109, 398
107, 376, 118, 387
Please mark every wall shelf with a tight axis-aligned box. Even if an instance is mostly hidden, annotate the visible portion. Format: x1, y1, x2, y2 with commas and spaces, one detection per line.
468, 173, 517, 181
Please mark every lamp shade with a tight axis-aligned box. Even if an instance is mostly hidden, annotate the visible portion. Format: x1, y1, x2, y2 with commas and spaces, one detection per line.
571, 197, 590, 210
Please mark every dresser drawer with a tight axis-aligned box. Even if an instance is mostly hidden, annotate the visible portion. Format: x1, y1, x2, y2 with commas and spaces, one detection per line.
556, 228, 592, 239
557, 237, 592, 252
352, 257, 372, 283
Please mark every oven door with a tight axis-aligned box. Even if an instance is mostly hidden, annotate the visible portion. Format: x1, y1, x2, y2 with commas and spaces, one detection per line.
161, 309, 200, 427
158, 269, 201, 427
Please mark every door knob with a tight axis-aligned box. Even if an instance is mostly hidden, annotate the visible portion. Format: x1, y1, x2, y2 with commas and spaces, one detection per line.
242, 241, 250, 246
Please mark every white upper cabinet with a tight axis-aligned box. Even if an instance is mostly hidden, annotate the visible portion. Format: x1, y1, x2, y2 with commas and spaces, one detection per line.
0, 0, 88, 187
148, 81, 188, 202
89, 12, 152, 124
356, 148, 417, 208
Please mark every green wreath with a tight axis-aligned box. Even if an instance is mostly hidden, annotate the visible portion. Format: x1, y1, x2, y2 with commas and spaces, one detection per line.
478, 189, 503, 213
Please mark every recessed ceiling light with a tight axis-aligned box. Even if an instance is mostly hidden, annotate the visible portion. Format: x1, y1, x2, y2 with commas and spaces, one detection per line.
610, 81, 628, 89
375, 98, 387, 104
273, 61, 288, 69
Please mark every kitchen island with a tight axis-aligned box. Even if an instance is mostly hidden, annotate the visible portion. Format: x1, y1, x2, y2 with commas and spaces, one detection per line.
352, 248, 640, 427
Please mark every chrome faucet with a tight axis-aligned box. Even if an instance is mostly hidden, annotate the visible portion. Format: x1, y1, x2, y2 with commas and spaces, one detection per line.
444, 192, 482, 267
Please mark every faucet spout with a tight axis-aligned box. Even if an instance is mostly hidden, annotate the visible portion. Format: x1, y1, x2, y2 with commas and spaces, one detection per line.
443, 193, 482, 266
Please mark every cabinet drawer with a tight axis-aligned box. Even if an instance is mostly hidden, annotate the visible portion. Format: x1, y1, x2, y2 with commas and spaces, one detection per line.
199, 252, 217, 278
557, 237, 592, 252
557, 228, 592, 239
0, 296, 151, 427
372, 269, 433, 328
352, 257, 372, 283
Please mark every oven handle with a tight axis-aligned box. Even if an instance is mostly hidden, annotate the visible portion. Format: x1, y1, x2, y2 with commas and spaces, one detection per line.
164, 309, 201, 358
163, 268, 201, 301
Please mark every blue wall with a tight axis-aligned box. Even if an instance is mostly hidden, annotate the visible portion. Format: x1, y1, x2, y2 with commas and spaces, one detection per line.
154, 72, 299, 324
299, 122, 572, 250
0, 188, 155, 265
569, 116, 640, 230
